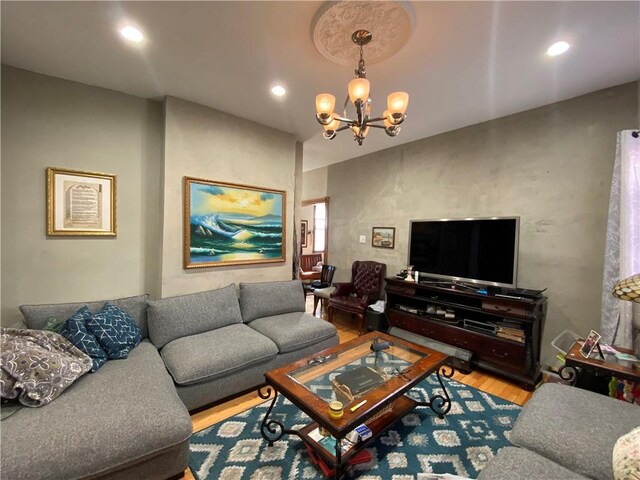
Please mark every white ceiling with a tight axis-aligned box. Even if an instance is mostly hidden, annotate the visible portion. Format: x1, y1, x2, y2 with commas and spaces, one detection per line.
2, 2, 639, 171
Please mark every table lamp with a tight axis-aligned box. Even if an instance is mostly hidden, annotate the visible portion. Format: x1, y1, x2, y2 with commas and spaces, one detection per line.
612, 273, 640, 303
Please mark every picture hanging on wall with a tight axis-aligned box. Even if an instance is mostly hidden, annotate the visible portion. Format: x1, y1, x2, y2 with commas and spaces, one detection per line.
301, 220, 308, 248
183, 176, 286, 269
372, 227, 395, 249
47, 167, 117, 236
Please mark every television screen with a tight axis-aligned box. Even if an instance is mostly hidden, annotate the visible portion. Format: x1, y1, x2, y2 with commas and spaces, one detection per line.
408, 217, 519, 287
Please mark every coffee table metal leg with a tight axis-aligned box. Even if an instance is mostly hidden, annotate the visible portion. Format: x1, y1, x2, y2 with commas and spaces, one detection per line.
335, 438, 342, 479
258, 385, 298, 446
417, 365, 454, 419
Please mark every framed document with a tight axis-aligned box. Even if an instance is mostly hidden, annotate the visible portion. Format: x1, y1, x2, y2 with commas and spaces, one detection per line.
47, 167, 116, 236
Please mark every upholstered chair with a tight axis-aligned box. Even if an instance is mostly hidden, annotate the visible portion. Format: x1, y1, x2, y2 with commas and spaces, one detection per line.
328, 261, 386, 335
309, 264, 337, 315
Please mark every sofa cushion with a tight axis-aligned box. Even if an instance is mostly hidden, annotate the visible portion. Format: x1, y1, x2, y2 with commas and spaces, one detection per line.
161, 323, 278, 386
0, 340, 192, 480
20, 294, 150, 338
147, 284, 242, 349
511, 383, 640, 480
59, 306, 108, 372
249, 312, 337, 353
86, 303, 142, 359
477, 447, 589, 480
239, 280, 305, 323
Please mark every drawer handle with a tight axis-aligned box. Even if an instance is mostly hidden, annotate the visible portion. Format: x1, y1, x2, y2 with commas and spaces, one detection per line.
491, 349, 509, 358
493, 305, 512, 312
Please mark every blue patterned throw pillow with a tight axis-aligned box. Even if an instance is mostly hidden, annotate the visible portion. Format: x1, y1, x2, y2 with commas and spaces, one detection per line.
59, 306, 108, 372
86, 303, 142, 360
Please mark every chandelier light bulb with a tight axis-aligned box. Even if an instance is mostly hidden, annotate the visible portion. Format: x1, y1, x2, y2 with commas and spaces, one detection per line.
348, 78, 370, 104
323, 115, 340, 132
316, 94, 335, 115
315, 93, 336, 124
383, 109, 393, 128
387, 92, 409, 122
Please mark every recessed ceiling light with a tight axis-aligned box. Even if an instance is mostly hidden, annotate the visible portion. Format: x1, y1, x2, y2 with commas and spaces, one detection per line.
271, 85, 286, 97
546, 41, 570, 57
120, 26, 144, 44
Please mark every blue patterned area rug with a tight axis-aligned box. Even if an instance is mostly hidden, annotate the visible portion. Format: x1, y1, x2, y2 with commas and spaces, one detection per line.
189, 376, 521, 480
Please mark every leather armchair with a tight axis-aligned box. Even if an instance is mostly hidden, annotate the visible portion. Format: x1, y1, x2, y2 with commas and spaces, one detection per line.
328, 260, 385, 335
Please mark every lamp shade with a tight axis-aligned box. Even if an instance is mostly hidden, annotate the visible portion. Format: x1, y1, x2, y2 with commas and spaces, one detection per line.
383, 109, 393, 128
387, 92, 409, 117
350, 125, 369, 138
613, 273, 640, 303
323, 115, 340, 132
315, 94, 335, 115
348, 78, 370, 104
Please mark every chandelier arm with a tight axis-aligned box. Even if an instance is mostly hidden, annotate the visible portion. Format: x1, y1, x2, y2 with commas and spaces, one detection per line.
333, 115, 355, 124
366, 116, 387, 123
335, 125, 351, 133
367, 124, 388, 129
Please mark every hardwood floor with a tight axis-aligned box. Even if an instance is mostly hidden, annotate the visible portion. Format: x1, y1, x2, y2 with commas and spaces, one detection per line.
183, 296, 532, 479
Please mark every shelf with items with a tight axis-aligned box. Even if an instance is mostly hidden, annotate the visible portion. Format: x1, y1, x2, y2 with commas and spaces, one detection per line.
385, 277, 546, 390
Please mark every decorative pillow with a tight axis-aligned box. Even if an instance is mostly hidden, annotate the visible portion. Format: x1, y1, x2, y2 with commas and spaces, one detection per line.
86, 303, 141, 360
0, 328, 92, 407
59, 307, 108, 372
613, 426, 640, 480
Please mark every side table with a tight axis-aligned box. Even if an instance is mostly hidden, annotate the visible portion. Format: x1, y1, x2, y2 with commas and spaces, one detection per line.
559, 342, 640, 388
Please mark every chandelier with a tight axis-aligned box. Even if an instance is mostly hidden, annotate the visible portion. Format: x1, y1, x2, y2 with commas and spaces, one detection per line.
315, 30, 409, 146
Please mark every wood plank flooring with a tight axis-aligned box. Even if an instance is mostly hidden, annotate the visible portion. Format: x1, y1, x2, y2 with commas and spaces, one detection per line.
183, 296, 532, 479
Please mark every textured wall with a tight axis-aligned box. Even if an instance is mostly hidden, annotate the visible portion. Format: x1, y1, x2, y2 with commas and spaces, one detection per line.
326, 81, 638, 366
1, 66, 164, 326
301, 166, 328, 201
160, 97, 298, 297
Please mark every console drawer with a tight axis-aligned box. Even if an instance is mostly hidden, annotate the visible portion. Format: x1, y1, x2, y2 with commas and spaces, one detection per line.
475, 337, 526, 371
482, 300, 528, 319
388, 310, 444, 341
444, 329, 475, 350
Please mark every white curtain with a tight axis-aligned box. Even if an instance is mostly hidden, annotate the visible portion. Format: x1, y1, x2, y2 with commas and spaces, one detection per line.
601, 130, 640, 351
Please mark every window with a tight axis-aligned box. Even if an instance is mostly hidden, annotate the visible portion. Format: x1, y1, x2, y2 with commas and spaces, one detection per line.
313, 203, 326, 252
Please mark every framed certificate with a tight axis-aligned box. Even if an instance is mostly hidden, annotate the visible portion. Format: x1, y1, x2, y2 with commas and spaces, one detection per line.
47, 167, 116, 236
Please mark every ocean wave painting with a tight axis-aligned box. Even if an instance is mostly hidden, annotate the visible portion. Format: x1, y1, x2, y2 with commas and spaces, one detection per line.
183, 177, 286, 268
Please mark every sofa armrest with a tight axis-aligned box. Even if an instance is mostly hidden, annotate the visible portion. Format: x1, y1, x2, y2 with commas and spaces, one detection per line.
331, 282, 354, 298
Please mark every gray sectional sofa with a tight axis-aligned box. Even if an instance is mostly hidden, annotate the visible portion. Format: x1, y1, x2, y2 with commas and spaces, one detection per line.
1, 280, 338, 479
478, 383, 640, 480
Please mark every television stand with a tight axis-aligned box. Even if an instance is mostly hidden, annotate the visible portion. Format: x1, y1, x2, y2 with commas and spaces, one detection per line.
385, 278, 547, 390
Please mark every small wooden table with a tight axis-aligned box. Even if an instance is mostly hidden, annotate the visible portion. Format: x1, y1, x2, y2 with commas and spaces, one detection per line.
258, 331, 453, 478
560, 342, 640, 385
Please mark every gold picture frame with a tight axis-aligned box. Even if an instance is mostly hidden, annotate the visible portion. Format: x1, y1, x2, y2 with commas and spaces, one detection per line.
372, 227, 395, 249
183, 176, 286, 269
47, 167, 117, 236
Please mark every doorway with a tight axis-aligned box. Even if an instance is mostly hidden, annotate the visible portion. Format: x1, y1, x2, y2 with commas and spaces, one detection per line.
301, 197, 329, 265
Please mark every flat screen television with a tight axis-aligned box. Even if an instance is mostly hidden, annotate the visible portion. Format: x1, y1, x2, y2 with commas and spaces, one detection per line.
408, 217, 519, 288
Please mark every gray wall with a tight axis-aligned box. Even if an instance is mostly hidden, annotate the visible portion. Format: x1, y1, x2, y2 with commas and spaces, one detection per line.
324, 81, 638, 366
1, 65, 164, 326
160, 97, 298, 297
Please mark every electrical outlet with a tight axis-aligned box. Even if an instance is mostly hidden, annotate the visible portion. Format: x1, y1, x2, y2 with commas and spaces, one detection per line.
359, 235, 366, 243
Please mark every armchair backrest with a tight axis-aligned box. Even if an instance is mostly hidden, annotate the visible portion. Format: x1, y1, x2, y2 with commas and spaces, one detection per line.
351, 261, 385, 298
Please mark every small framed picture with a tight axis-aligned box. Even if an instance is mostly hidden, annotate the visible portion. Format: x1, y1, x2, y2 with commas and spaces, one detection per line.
372, 227, 395, 249
580, 330, 602, 358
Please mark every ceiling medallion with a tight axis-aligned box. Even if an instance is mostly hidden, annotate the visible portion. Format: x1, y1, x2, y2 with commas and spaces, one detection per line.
315, 29, 409, 146
311, 1, 416, 66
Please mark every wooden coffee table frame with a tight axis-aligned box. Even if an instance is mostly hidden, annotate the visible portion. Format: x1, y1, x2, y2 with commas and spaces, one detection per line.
258, 332, 453, 478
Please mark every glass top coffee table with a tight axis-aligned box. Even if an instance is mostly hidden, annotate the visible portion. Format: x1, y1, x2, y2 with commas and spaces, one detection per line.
258, 331, 453, 478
